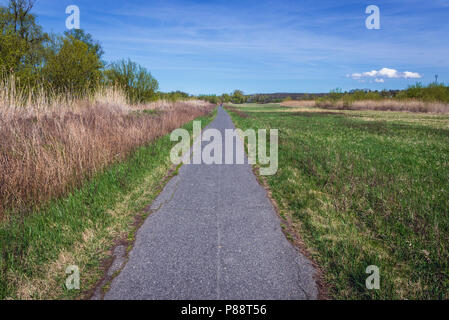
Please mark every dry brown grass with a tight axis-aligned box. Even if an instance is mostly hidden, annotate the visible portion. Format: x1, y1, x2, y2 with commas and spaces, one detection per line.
316, 99, 449, 114
281, 99, 449, 114
280, 100, 317, 108
0, 78, 214, 217
224, 105, 249, 118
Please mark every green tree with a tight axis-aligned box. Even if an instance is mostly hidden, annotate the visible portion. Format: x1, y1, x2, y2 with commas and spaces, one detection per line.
0, 0, 48, 83
0, 30, 27, 73
43, 36, 102, 95
64, 29, 104, 59
159, 91, 190, 102
231, 90, 246, 104
221, 93, 231, 103
105, 59, 159, 104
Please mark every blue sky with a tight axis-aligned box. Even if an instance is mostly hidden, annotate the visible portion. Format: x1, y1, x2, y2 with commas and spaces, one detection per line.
4, 0, 449, 94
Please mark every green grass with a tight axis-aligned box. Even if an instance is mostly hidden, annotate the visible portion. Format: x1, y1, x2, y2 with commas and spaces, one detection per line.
0, 109, 216, 300
227, 104, 449, 300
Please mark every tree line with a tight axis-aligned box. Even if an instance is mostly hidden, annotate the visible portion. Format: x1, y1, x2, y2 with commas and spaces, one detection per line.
202, 83, 449, 105
199, 90, 248, 104
321, 84, 449, 104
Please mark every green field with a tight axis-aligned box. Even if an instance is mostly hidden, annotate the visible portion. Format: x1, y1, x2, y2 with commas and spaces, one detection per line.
226, 103, 449, 299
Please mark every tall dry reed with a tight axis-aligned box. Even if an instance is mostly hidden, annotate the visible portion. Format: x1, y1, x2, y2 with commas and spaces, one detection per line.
280, 100, 317, 108
282, 99, 449, 113
0, 78, 214, 217
316, 99, 449, 114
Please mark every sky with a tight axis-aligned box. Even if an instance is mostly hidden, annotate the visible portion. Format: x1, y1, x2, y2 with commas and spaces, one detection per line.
3, 0, 449, 95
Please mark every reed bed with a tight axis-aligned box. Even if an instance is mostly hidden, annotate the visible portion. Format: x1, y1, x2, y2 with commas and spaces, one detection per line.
316, 99, 449, 114
282, 99, 449, 114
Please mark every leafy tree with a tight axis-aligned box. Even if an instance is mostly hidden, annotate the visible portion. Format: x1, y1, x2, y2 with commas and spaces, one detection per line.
0, 30, 27, 73
43, 36, 102, 95
221, 93, 231, 103
64, 29, 104, 60
0, 0, 48, 84
397, 83, 449, 102
105, 59, 159, 103
159, 91, 190, 102
231, 90, 247, 104
197, 94, 219, 104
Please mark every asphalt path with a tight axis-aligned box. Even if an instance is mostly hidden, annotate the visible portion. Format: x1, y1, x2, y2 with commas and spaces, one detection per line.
104, 107, 317, 300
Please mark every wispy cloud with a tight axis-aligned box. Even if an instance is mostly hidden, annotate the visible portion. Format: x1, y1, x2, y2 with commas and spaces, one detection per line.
29, 0, 449, 94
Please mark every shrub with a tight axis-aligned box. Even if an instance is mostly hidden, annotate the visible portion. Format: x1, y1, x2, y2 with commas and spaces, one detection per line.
43, 36, 102, 96
231, 90, 247, 104
64, 29, 104, 59
397, 83, 449, 102
105, 59, 159, 104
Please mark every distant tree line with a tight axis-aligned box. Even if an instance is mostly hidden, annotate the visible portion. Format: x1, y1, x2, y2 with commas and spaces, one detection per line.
200, 84, 449, 105
321, 84, 449, 103
198, 90, 249, 104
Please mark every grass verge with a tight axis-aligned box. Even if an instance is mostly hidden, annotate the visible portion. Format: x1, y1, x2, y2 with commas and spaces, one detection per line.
0, 109, 216, 299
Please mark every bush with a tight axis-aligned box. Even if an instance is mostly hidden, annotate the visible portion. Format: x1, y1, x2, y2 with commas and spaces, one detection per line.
320, 84, 449, 106
105, 59, 159, 104
43, 36, 102, 95
158, 91, 190, 102
0, 32, 27, 73
231, 90, 247, 104
64, 29, 104, 60
397, 83, 449, 102
0, 1, 48, 84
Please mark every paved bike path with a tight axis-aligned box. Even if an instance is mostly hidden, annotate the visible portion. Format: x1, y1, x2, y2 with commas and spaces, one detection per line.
104, 107, 317, 300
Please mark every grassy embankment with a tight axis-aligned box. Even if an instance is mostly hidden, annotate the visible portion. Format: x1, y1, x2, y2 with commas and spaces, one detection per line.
226, 103, 449, 299
0, 84, 216, 299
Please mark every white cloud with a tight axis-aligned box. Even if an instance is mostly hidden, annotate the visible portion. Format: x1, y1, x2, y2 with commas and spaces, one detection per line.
403, 71, 422, 79
365, 70, 380, 77
349, 68, 422, 80
376, 68, 399, 78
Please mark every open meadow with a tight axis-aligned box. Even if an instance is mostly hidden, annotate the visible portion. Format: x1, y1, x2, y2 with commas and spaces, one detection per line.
226, 103, 449, 299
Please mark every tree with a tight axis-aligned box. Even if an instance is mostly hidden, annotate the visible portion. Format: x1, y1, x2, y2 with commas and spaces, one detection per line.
105, 59, 159, 104
0, 29, 27, 73
2, 1, 47, 52
221, 93, 231, 103
43, 36, 102, 95
231, 90, 247, 104
64, 29, 104, 60
0, 0, 48, 80
158, 91, 190, 102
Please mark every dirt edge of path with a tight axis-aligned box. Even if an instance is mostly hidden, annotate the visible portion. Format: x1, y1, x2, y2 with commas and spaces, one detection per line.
85, 163, 181, 300
250, 165, 330, 300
